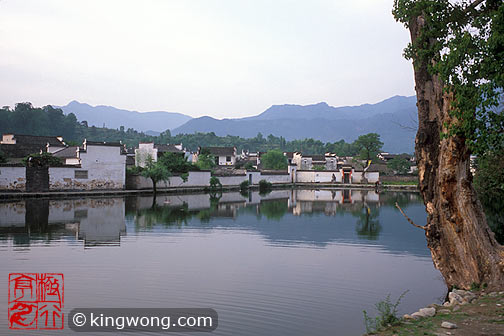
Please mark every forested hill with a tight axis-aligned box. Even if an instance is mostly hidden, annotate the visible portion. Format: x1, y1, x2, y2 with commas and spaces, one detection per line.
173, 95, 418, 153
0, 103, 383, 155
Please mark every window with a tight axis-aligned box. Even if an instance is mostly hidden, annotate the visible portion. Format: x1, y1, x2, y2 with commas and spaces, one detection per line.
226, 156, 231, 162
75, 170, 88, 179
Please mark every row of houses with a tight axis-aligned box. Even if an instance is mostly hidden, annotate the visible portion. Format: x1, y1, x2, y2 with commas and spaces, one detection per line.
0, 134, 383, 191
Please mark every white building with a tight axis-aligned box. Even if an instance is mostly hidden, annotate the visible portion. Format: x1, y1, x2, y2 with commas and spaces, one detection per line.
194, 147, 237, 167
135, 142, 185, 167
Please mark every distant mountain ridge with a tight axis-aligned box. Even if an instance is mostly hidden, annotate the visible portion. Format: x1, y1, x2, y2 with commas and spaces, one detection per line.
173, 96, 418, 153
59, 101, 192, 132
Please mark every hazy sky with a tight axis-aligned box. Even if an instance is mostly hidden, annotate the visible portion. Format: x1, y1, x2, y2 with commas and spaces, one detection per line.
0, 0, 415, 118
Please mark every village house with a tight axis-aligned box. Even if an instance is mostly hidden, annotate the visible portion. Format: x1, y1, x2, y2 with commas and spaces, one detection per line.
0, 134, 66, 163
0, 134, 128, 191
292, 152, 339, 171
194, 147, 238, 167
135, 142, 185, 167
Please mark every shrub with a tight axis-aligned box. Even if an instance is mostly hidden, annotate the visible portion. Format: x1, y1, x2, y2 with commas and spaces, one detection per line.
240, 180, 249, 191
362, 290, 408, 334
127, 166, 143, 175
258, 179, 272, 194
23, 152, 63, 167
209, 176, 222, 191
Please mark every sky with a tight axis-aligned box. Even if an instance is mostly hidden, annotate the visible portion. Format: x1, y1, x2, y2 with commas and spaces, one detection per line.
0, 0, 415, 119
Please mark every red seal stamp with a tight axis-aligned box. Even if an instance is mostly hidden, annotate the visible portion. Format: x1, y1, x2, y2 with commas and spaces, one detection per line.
8, 273, 64, 330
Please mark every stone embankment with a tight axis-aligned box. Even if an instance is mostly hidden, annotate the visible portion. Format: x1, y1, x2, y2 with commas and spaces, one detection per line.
374, 289, 504, 336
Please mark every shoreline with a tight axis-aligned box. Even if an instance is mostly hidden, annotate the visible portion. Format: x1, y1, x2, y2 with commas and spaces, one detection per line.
0, 183, 418, 200
371, 290, 504, 336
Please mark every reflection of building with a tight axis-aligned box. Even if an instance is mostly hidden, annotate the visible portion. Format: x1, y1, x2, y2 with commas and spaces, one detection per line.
0, 198, 126, 247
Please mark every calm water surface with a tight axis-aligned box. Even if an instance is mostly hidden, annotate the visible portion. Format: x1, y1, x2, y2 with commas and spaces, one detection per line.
0, 189, 446, 335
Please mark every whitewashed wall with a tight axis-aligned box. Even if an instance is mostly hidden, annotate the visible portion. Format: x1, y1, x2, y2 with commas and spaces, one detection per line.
258, 173, 291, 184
130, 171, 212, 189
0, 167, 26, 191
79, 145, 126, 189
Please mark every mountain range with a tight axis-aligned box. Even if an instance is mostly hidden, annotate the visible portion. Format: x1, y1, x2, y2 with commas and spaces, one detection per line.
60, 95, 418, 153
59, 101, 192, 135
172, 95, 418, 153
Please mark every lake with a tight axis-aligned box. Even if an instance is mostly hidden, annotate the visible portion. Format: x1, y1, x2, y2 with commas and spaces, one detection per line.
0, 189, 446, 335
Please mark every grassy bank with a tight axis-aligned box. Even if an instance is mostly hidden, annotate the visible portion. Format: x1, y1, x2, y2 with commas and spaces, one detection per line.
371, 291, 504, 336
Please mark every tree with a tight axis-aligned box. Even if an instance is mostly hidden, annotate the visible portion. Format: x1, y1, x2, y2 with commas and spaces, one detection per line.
393, 0, 504, 289
141, 157, 171, 196
23, 152, 63, 167
354, 133, 383, 161
387, 157, 411, 175
261, 150, 288, 170
0, 150, 7, 164
196, 148, 216, 170
158, 153, 194, 174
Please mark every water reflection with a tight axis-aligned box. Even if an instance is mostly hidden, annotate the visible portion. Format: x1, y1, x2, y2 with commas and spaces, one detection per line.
0, 189, 425, 255
0, 198, 125, 247
0, 189, 442, 336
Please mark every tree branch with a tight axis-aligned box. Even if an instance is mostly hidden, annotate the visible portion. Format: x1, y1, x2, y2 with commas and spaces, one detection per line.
395, 202, 427, 230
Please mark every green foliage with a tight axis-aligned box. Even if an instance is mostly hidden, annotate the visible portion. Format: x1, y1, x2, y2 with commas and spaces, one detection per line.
387, 157, 411, 175
141, 158, 171, 194
0, 103, 390, 157
127, 166, 143, 175
197, 152, 216, 170
313, 165, 325, 171
0, 150, 6, 164
363, 290, 409, 334
240, 180, 249, 191
474, 149, 504, 243
0, 103, 157, 148
135, 204, 192, 227
243, 161, 255, 170
261, 150, 288, 170
158, 152, 195, 174
23, 152, 63, 167
393, 0, 504, 156
209, 176, 222, 191
354, 133, 383, 161
258, 179, 272, 195
260, 199, 288, 220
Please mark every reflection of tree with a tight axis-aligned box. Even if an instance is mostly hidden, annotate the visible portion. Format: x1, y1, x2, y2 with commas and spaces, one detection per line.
382, 192, 422, 208
353, 204, 381, 240
136, 203, 192, 228
197, 193, 221, 223
259, 199, 288, 220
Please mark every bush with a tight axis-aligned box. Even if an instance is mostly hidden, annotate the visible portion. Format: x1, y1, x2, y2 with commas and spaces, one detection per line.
127, 166, 143, 175
258, 179, 272, 194
240, 180, 249, 191
209, 176, 222, 191
23, 152, 63, 167
362, 290, 408, 334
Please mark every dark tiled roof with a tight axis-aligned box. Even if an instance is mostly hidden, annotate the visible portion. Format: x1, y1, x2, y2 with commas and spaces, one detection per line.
9, 134, 65, 147
284, 152, 294, 159
155, 144, 184, 153
86, 141, 123, 147
53, 146, 79, 158
0, 144, 43, 158
307, 155, 325, 161
201, 147, 235, 156
367, 163, 388, 173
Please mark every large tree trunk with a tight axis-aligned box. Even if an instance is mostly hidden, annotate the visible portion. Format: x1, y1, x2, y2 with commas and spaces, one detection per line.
409, 15, 504, 290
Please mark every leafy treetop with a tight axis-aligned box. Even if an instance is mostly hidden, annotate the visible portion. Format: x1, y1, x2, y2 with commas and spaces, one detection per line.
393, 0, 504, 155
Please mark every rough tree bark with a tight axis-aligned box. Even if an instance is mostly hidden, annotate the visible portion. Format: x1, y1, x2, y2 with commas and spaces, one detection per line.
409, 15, 504, 290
